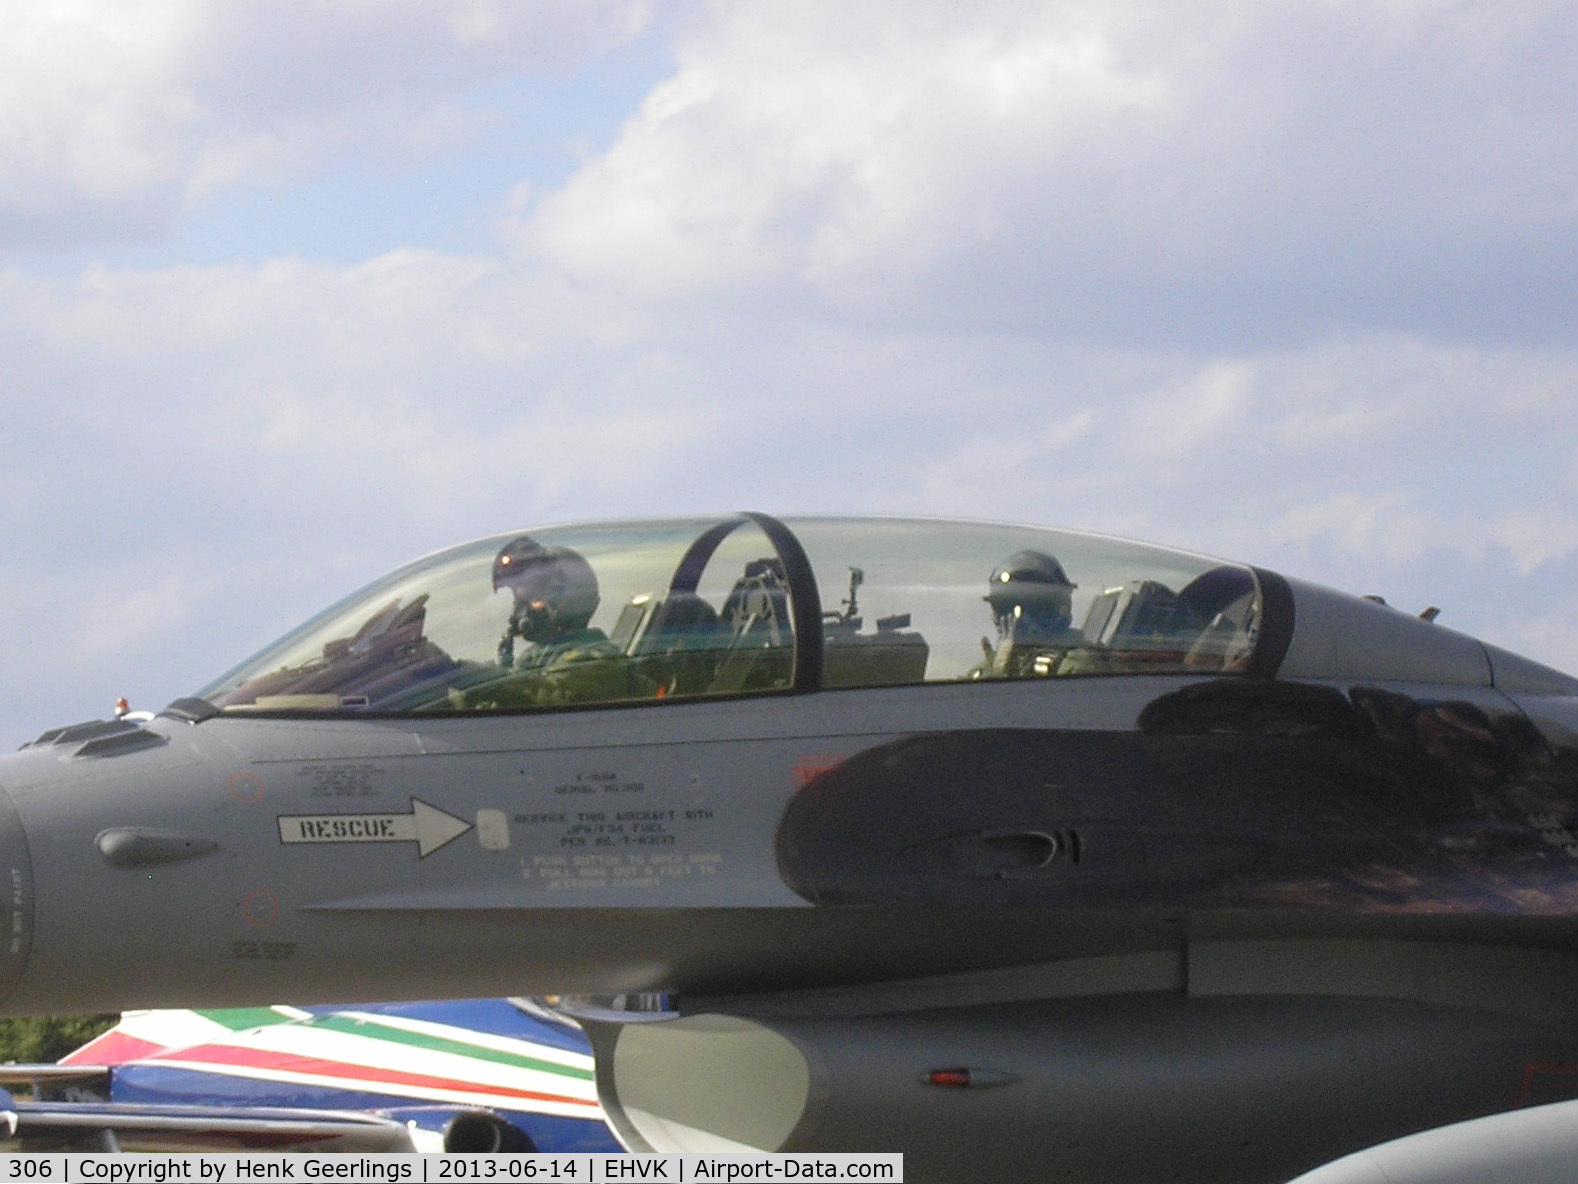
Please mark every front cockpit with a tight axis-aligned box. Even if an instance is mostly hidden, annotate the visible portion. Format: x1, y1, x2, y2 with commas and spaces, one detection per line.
191, 514, 1275, 717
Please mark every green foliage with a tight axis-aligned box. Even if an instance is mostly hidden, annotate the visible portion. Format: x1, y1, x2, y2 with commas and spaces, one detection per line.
0, 1014, 116, 1064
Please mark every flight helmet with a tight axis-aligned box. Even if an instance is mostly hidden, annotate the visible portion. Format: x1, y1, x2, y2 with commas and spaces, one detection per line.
493, 537, 601, 642
986, 549, 1076, 637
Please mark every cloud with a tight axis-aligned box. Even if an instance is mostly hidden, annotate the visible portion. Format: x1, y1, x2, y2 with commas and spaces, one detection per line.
5, 248, 1578, 741
1487, 509, 1578, 577
11, 249, 1572, 575
522, 0, 1578, 347
4, 0, 1578, 742
0, 0, 653, 247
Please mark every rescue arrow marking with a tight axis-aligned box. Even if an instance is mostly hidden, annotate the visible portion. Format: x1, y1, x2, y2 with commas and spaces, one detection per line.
276, 798, 473, 858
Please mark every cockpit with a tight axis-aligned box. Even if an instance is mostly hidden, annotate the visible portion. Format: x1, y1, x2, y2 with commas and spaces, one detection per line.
193, 514, 1270, 716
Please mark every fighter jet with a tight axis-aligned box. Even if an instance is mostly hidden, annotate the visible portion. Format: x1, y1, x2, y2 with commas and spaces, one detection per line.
3, 512, 1578, 1183
0, 999, 616, 1152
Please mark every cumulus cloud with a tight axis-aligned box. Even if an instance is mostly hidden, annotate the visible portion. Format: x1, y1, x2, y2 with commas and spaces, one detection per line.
521, 0, 1578, 346
0, 0, 652, 247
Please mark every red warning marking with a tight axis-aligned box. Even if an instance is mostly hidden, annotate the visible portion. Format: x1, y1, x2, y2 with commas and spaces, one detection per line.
793, 756, 844, 787
229, 772, 265, 803
242, 889, 279, 928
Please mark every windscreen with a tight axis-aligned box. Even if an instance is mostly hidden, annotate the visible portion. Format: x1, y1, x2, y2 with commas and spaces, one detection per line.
194, 516, 799, 715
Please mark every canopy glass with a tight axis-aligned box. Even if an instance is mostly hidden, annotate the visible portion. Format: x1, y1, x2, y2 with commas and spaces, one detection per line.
194, 515, 1264, 715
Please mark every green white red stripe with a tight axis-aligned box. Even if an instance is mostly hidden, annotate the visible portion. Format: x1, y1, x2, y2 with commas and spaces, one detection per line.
65, 1006, 601, 1120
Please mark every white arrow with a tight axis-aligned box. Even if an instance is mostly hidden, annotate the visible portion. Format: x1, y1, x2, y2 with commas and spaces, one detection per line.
276, 798, 474, 858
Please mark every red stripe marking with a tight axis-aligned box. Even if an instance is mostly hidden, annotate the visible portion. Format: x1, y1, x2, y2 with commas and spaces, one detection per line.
151, 1044, 599, 1110
793, 756, 843, 786
1516, 1062, 1578, 1108
61, 1031, 168, 1066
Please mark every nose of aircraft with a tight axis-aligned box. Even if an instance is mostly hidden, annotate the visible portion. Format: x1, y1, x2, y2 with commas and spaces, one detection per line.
0, 783, 32, 1009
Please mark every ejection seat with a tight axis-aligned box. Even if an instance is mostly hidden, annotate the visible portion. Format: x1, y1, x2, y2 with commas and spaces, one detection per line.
1176, 566, 1259, 671
708, 559, 795, 693
610, 591, 724, 697
1060, 580, 1183, 675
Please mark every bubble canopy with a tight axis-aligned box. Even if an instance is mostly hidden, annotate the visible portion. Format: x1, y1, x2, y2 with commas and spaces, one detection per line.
193, 514, 1271, 716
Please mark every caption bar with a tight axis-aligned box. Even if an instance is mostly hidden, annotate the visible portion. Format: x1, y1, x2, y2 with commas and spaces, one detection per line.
0, 1157, 901, 1183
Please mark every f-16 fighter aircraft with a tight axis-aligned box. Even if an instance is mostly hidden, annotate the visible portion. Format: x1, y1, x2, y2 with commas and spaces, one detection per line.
0, 999, 617, 1153
3, 512, 1578, 1182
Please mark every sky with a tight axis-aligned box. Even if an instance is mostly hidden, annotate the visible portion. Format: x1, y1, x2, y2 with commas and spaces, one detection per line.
2, 0, 1577, 747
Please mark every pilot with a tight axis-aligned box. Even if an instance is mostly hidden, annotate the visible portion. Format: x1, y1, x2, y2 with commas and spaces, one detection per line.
493, 537, 604, 668
479, 537, 650, 706
974, 550, 1083, 678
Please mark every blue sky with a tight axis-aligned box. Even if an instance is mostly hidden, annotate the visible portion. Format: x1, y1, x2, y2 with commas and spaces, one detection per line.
2, 0, 1577, 746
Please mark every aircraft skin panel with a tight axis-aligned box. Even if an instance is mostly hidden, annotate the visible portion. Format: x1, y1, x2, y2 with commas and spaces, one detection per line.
137, 1035, 598, 1113
11, 667, 1578, 1011
313, 1009, 595, 1074
124, 1052, 599, 1116
329, 998, 595, 1056
777, 682, 1578, 912
59, 1029, 165, 1067
60, 1008, 265, 1064
190, 1011, 596, 1084
117, 1005, 601, 1119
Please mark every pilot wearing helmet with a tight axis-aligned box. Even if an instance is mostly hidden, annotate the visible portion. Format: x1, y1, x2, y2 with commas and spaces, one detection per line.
493, 536, 605, 670
972, 550, 1083, 678
463, 537, 651, 707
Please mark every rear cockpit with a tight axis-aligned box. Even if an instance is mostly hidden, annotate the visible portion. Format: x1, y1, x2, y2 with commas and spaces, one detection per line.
193, 514, 1275, 716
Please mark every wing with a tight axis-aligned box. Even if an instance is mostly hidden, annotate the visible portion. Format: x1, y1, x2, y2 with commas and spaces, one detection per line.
0, 1065, 111, 1095
7, 1098, 413, 1155
7, 1100, 417, 1153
